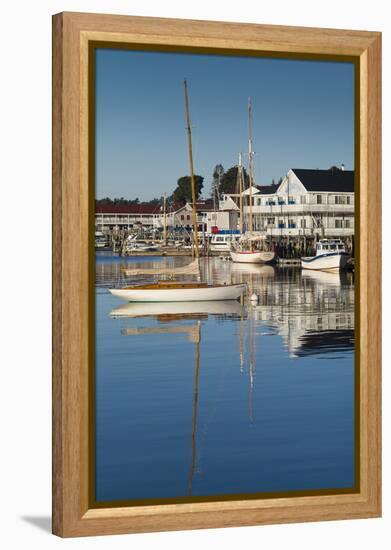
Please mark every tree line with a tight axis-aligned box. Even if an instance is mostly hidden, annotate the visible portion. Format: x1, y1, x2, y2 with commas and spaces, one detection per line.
96, 163, 262, 207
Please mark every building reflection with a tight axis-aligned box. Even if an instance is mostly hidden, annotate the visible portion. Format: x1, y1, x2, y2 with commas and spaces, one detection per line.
230, 265, 354, 358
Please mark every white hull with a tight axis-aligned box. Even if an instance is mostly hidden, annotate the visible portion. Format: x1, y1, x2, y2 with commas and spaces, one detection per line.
301, 269, 342, 286
110, 300, 244, 318
231, 263, 275, 276
109, 283, 247, 302
301, 252, 350, 272
230, 250, 276, 264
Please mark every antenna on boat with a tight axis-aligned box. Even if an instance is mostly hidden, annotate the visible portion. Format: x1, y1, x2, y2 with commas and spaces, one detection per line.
184, 79, 200, 263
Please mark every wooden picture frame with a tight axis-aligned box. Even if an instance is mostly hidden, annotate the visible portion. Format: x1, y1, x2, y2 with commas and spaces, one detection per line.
52, 11, 381, 537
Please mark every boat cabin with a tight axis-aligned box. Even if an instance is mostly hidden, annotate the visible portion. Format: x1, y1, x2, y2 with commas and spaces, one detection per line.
316, 239, 346, 256
210, 233, 240, 251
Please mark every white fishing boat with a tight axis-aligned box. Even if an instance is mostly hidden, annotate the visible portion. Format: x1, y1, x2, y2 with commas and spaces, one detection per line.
230, 101, 275, 265
95, 231, 107, 248
210, 233, 240, 251
301, 239, 350, 272
109, 79, 247, 303
125, 239, 159, 252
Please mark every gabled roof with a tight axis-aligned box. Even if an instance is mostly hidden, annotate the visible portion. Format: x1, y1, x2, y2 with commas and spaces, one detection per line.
292, 168, 354, 192
196, 201, 215, 212
186, 199, 215, 212
256, 183, 280, 195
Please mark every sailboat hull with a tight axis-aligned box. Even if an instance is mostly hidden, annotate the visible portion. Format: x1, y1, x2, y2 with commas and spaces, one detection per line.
109, 283, 247, 302
230, 250, 276, 264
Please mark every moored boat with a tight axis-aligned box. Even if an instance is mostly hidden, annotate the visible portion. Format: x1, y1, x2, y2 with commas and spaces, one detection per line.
230, 101, 276, 265
301, 239, 350, 272
109, 281, 246, 302
230, 250, 275, 264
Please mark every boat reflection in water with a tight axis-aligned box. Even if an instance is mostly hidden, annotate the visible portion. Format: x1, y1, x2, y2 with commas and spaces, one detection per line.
95, 255, 355, 503
110, 300, 244, 319
110, 299, 246, 496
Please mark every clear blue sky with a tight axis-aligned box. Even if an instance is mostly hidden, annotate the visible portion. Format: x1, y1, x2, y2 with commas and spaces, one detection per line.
95, 48, 354, 201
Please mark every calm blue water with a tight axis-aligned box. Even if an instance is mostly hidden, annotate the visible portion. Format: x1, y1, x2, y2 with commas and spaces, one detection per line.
95, 253, 355, 503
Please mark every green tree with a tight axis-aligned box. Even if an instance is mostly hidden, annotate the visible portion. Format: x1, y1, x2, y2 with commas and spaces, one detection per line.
219, 166, 249, 196
211, 164, 224, 205
172, 175, 204, 203
95, 197, 140, 206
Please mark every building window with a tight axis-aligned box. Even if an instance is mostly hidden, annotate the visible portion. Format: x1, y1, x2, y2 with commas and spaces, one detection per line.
300, 195, 307, 204
335, 219, 343, 228
345, 219, 350, 228
267, 217, 275, 226
335, 195, 351, 205
257, 198, 262, 206
316, 195, 322, 204
181, 215, 184, 220
300, 219, 307, 229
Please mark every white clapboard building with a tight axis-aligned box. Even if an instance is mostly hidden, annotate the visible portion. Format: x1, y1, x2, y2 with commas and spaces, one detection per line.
221, 166, 354, 239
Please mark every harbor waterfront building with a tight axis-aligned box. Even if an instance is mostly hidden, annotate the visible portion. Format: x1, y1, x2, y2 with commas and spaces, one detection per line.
95, 200, 238, 235
222, 166, 355, 242
95, 203, 199, 233
95, 166, 354, 250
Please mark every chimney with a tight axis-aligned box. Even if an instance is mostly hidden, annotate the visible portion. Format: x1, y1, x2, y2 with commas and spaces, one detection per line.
341, 163, 345, 171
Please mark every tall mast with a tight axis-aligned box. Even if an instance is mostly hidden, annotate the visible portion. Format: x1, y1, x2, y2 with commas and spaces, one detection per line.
163, 192, 167, 244
184, 79, 199, 260
238, 152, 243, 235
248, 97, 253, 250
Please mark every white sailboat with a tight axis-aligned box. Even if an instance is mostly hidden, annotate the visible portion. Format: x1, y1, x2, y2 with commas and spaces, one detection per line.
109, 80, 246, 303
230, 99, 276, 264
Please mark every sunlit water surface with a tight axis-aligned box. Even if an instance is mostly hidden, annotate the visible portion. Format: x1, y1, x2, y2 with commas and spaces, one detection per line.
95, 253, 355, 503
